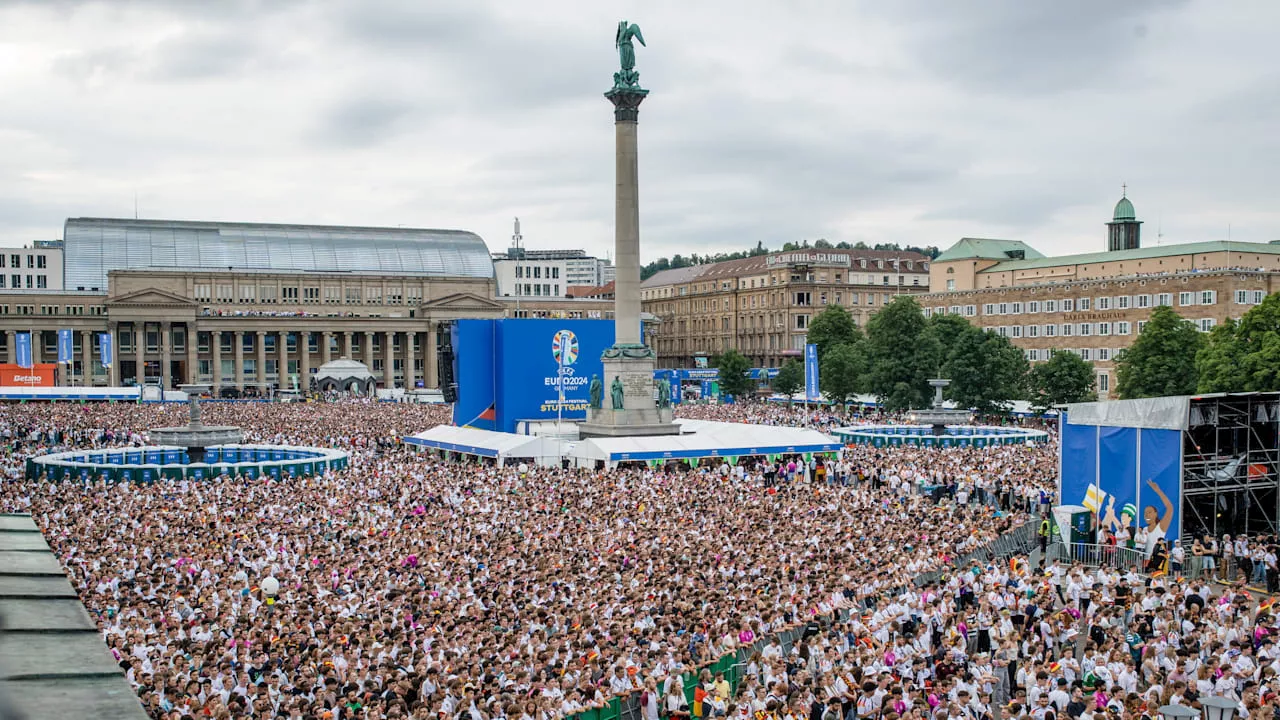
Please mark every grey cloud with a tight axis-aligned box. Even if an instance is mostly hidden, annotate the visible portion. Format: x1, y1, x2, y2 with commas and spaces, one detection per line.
870, 0, 1191, 94
317, 95, 418, 148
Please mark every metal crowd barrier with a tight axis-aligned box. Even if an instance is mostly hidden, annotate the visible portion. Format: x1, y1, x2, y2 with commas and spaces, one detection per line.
1046, 542, 1150, 570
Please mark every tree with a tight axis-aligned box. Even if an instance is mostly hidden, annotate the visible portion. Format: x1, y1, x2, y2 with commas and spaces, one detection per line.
1114, 305, 1205, 398
805, 305, 862, 360
943, 327, 1028, 413
1196, 319, 1248, 393
864, 296, 941, 411
925, 313, 973, 362
1027, 350, 1096, 411
713, 349, 752, 399
772, 359, 804, 402
820, 342, 868, 408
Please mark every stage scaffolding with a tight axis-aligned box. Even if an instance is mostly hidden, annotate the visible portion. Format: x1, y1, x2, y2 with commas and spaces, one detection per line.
1182, 393, 1280, 539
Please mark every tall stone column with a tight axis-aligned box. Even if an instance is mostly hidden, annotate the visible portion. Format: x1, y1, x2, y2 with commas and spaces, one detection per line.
343, 331, 353, 359
363, 332, 374, 373
279, 331, 289, 390
406, 330, 417, 389
580, 55, 675, 438
426, 325, 438, 389
321, 331, 332, 366
160, 321, 172, 390
4, 330, 13, 365
384, 331, 396, 389
233, 330, 244, 390
32, 330, 42, 365
300, 332, 311, 392
185, 325, 197, 385
81, 330, 93, 386
135, 323, 146, 386
255, 330, 266, 389
212, 331, 223, 390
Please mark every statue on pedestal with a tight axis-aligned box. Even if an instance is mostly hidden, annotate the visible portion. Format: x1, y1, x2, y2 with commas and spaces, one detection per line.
613, 20, 646, 89
657, 378, 671, 408
589, 374, 603, 409
610, 376, 625, 410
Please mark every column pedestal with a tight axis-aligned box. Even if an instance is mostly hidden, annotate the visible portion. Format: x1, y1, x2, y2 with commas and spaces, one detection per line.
578, 352, 676, 437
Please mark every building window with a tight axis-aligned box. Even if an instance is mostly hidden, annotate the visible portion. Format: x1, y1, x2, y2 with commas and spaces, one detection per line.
1099, 348, 1111, 361
1012, 326, 1022, 338
1062, 299, 1074, 312
1199, 317, 1216, 332
1044, 324, 1056, 337
1200, 290, 1217, 305
303, 287, 319, 302
1117, 322, 1131, 335
964, 305, 976, 317
36, 276, 46, 289
1099, 373, 1109, 393
1136, 294, 1150, 308
1137, 320, 1148, 333
1096, 297, 1110, 310
195, 284, 211, 302
36, 256, 46, 269
1061, 323, 1073, 337
1081, 348, 1092, 361
1028, 325, 1039, 338
345, 287, 361, 304
946, 279, 955, 291
983, 303, 995, 315
1080, 323, 1092, 336
1236, 290, 1250, 304
26, 255, 34, 268
1117, 295, 1130, 309
998, 303, 1008, 314
25, 275, 32, 288
1253, 290, 1265, 304
795, 315, 808, 329
1028, 301, 1040, 313
1179, 291, 1194, 306
1045, 300, 1057, 313
282, 286, 298, 301
1078, 297, 1091, 311
1011, 302, 1023, 314
1156, 293, 1172, 306
239, 285, 256, 303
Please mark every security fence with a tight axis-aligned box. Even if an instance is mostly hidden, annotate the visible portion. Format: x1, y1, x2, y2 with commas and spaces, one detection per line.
564, 519, 1037, 720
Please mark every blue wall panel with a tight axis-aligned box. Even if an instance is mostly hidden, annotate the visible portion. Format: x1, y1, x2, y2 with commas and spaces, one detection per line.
1138, 428, 1181, 552
451, 320, 496, 430
1060, 416, 1098, 508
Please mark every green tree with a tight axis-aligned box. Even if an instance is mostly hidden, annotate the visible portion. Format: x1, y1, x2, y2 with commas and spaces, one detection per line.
1114, 305, 1205, 398
820, 342, 868, 408
1027, 350, 1097, 411
925, 313, 973, 362
772, 359, 804, 402
805, 305, 862, 360
1196, 319, 1248, 393
943, 328, 1028, 413
864, 296, 941, 411
713, 349, 752, 399
1221, 293, 1280, 392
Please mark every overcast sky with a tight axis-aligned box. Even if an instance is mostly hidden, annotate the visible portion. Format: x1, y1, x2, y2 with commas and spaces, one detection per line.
1, 0, 1278, 262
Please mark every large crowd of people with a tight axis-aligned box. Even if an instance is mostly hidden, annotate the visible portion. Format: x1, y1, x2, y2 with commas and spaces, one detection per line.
0, 400, 1274, 720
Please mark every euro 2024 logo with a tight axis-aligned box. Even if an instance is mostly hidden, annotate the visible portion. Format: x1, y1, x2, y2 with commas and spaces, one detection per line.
547, 330, 588, 393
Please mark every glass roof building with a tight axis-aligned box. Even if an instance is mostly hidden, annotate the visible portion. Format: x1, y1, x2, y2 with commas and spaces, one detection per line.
62, 217, 494, 291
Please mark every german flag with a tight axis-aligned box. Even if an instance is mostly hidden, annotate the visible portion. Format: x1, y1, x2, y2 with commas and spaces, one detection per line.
478, 404, 496, 422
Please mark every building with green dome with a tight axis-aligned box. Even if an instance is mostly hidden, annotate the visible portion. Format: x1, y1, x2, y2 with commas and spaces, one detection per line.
1107, 189, 1142, 252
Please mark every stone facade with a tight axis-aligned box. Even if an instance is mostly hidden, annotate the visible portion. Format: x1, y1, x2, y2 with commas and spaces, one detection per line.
641, 250, 931, 368
0, 268, 612, 391
916, 270, 1278, 398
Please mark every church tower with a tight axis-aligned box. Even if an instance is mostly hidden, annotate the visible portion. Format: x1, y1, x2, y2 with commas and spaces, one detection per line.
1107, 187, 1142, 251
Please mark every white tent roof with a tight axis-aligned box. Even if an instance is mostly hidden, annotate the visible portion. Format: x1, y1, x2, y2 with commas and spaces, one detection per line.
404, 425, 560, 460
570, 419, 842, 465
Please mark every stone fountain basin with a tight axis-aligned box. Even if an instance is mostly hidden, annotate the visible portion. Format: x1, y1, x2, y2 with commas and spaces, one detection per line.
149, 425, 244, 447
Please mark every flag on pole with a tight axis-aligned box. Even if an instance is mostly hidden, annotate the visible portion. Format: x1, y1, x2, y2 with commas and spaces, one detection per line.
14, 332, 32, 369
57, 329, 73, 364
804, 343, 820, 402
98, 332, 113, 369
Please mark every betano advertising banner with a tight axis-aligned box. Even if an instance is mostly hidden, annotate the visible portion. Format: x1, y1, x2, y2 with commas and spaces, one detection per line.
452, 319, 615, 433
0, 363, 56, 387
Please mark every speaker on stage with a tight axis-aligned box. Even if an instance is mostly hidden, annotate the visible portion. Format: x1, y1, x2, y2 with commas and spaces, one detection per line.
437, 322, 457, 403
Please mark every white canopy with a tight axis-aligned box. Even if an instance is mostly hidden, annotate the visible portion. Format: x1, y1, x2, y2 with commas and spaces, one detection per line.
404, 425, 562, 467
568, 419, 842, 468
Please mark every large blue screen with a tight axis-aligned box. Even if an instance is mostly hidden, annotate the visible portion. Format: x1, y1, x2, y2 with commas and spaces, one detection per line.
452, 319, 615, 433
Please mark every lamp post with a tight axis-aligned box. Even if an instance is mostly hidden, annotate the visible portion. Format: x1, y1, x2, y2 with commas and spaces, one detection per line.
1199, 696, 1238, 720
1158, 705, 1200, 720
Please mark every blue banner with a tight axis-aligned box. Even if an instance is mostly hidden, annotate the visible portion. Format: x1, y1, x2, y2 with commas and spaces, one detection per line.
99, 332, 113, 369
804, 343, 819, 401
670, 379, 682, 405
14, 332, 32, 369
57, 329, 73, 364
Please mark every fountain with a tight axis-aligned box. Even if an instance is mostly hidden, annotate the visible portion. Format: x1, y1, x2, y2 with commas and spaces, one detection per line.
149, 384, 243, 463
831, 378, 1048, 448
907, 379, 974, 436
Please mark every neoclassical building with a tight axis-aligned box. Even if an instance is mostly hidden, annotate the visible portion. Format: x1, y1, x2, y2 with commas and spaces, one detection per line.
0, 218, 611, 391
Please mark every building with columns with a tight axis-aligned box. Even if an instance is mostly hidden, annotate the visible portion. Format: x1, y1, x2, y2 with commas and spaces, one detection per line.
0, 218, 618, 392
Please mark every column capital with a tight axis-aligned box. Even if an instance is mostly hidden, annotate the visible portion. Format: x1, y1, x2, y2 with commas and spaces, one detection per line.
256, 330, 266, 336
605, 86, 648, 122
